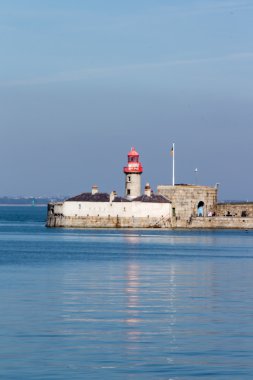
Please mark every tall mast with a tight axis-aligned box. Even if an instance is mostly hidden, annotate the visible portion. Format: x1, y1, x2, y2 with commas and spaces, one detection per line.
172, 143, 175, 186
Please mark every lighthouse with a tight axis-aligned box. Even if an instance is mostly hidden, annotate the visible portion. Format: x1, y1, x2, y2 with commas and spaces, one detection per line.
123, 147, 143, 200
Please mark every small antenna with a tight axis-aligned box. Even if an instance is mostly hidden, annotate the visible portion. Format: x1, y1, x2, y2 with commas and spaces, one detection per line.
194, 168, 198, 185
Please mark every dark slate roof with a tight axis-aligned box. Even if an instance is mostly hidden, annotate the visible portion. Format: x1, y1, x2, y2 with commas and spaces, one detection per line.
66, 193, 170, 203
66, 192, 110, 202
113, 196, 131, 203
132, 194, 171, 203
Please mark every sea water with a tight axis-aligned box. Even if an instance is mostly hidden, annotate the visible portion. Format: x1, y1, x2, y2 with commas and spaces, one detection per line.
0, 206, 253, 379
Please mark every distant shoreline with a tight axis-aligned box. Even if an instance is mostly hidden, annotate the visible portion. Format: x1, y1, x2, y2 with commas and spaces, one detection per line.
0, 197, 65, 206
0, 204, 47, 207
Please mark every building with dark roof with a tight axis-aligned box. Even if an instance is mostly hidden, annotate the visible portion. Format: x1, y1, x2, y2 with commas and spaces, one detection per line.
47, 183, 172, 228
46, 147, 253, 229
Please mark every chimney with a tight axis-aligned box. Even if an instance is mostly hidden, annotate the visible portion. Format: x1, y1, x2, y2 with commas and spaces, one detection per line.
110, 191, 117, 202
144, 183, 151, 197
91, 185, 99, 195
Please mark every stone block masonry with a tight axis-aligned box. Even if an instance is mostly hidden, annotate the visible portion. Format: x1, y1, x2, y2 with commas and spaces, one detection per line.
157, 185, 217, 220
215, 203, 253, 218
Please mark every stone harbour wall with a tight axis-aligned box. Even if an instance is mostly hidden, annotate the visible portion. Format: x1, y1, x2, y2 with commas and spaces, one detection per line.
47, 213, 253, 229
185, 216, 253, 229
215, 203, 253, 218
47, 215, 172, 228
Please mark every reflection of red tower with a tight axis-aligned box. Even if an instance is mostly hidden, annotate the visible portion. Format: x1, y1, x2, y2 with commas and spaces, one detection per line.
123, 147, 143, 199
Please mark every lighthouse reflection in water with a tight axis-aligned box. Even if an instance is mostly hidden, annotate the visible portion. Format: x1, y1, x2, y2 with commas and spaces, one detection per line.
123, 234, 177, 369
1, 207, 253, 379
125, 262, 177, 364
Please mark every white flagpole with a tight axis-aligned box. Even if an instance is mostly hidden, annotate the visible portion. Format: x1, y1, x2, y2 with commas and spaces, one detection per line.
172, 142, 175, 186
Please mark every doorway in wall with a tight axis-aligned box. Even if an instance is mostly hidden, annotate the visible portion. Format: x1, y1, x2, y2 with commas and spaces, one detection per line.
197, 201, 204, 216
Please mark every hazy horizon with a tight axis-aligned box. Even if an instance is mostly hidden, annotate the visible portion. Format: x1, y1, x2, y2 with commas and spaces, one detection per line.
1, 1, 253, 201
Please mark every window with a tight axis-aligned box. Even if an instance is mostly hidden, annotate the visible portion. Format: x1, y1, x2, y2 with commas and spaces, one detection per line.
128, 176, 131, 182
127, 189, 131, 195
172, 208, 176, 217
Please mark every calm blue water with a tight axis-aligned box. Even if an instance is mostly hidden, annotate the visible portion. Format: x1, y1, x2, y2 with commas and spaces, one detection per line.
1, 206, 253, 379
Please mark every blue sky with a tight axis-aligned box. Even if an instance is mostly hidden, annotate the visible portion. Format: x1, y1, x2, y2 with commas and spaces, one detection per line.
0, 0, 253, 199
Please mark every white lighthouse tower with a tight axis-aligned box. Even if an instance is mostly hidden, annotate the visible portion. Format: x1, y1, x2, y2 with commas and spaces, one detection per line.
123, 147, 143, 200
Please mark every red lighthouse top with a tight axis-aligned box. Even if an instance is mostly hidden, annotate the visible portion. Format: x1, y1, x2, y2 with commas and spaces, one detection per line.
123, 147, 143, 174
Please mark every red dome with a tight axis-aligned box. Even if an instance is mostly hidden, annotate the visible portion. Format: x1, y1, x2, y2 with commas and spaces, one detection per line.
128, 147, 139, 157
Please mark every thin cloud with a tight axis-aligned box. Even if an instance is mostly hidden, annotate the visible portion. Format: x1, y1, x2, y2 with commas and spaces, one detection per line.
196, 0, 253, 12
2, 52, 253, 87
159, 0, 253, 15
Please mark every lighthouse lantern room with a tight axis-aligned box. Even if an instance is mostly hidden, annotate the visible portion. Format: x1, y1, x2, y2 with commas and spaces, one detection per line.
123, 147, 143, 200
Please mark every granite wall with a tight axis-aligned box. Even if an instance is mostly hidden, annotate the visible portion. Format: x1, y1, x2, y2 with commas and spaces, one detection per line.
215, 203, 253, 218
157, 185, 217, 219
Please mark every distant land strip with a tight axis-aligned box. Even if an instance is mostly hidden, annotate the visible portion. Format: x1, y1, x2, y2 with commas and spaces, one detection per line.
0, 197, 66, 206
